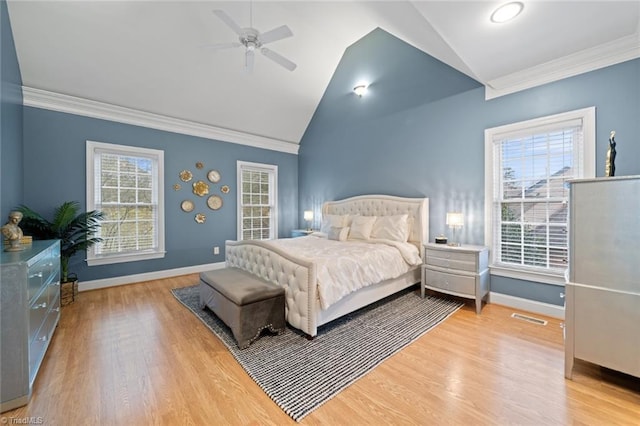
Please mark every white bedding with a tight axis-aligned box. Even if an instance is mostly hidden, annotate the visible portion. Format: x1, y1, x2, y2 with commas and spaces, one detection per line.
266, 235, 421, 309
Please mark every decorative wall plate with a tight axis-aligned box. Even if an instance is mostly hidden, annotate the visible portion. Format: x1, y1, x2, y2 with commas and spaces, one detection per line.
207, 195, 223, 210
195, 161, 204, 169
192, 180, 209, 197
221, 185, 230, 194
181, 200, 194, 212
195, 213, 206, 223
207, 169, 221, 183
173, 183, 181, 191
179, 170, 193, 182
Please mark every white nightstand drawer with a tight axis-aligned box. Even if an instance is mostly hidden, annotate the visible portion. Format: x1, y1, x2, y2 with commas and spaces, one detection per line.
424, 268, 475, 296
426, 248, 476, 264
426, 256, 476, 272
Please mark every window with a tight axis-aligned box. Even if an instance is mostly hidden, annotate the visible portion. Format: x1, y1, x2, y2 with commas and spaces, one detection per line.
86, 141, 165, 265
237, 161, 278, 240
484, 107, 595, 284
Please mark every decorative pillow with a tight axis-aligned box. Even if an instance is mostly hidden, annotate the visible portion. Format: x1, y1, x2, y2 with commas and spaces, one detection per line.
371, 214, 409, 242
320, 214, 349, 234
328, 226, 349, 242
348, 216, 377, 240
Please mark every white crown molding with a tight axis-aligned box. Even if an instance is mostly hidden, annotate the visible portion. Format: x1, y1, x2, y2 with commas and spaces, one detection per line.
485, 33, 640, 100
22, 87, 299, 155
79, 261, 225, 292
490, 292, 565, 320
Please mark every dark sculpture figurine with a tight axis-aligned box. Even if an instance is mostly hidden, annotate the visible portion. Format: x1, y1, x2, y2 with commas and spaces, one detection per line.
605, 130, 617, 177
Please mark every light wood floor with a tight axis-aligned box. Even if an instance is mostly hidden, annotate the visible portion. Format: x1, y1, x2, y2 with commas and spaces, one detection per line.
3, 274, 639, 425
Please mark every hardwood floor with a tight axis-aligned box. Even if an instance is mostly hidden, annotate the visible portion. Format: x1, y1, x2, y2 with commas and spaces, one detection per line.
3, 274, 639, 425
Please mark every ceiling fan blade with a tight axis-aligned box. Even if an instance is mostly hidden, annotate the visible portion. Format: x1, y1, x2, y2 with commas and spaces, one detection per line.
213, 9, 243, 36
245, 49, 255, 73
260, 25, 293, 45
260, 47, 296, 71
200, 41, 242, 50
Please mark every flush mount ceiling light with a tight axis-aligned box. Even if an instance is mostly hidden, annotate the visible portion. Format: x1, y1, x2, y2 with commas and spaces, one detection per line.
490, 2, 524, 23
353, 84, 367, 97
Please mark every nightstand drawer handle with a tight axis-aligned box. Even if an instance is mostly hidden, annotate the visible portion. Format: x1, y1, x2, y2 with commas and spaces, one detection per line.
30, 272, 43, 279
33, 302, 47, 310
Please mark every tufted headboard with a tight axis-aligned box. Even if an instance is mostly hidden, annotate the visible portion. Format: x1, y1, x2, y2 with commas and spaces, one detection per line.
322, 194, 429, 255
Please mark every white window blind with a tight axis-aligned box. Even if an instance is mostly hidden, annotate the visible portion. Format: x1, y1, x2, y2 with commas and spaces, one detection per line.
485, 107, 595, 283
86, 141, 165, 265
237, 161, 278, 240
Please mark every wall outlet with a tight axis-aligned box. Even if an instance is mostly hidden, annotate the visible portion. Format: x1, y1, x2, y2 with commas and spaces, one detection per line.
213, 246, 220, 255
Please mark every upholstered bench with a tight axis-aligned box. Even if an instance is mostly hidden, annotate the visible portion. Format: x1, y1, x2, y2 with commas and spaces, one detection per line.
199, 268, 286, 349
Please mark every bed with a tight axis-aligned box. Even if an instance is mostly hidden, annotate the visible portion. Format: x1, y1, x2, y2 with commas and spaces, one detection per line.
225, 194, 429, 337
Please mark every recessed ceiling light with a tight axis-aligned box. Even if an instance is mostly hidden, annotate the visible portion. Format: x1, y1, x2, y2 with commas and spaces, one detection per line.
490, 2, 524, 23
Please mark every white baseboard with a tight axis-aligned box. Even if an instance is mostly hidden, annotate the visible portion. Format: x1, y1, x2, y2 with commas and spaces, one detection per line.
81, 270, 566, 320
79, 262, 226, 292
489, 292, 565, 319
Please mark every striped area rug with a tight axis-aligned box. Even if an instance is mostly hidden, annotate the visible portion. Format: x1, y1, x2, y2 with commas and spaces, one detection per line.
171, 285, 462, 422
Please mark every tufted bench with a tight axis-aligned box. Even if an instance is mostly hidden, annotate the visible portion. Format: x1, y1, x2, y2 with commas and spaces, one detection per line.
199, 268, 286, 349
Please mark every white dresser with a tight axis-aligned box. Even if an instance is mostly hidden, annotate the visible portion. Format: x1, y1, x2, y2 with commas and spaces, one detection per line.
565, 176, 640, 379
421, 243, 490, 314
1, 240, 61, 412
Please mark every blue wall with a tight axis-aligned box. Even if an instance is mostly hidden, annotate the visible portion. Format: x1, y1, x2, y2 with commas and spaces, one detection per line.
3, 1, 298, 283
1, 0, 24, 220
299, 29, 640, 306
4, 13, 639, 300
21, 107, 298, 281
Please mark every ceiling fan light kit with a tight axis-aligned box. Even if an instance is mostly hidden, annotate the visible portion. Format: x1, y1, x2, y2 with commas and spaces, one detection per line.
208, 8, 297, 73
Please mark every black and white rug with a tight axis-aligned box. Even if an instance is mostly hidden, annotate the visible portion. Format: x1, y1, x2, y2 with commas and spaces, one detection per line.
171, 285, 463, 422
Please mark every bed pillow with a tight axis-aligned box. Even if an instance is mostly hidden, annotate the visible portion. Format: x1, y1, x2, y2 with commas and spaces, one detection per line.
320, 214, 349, 234
328, 226, 349, 242
348, 216, 377, 240
371, 214, 409, 242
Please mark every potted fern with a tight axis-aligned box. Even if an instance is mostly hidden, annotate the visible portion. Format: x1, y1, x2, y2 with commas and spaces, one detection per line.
17, 201, 104, 305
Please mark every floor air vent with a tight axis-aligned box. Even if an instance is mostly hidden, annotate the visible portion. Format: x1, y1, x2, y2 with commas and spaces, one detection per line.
511, 312, 548, 326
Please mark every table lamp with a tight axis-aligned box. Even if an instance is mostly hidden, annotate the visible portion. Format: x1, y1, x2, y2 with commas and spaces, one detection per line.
446, 212, 464, 246
304, 210, 314, 231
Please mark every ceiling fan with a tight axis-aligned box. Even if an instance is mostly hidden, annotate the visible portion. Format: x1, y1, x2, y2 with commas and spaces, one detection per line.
205, 7, 297, 73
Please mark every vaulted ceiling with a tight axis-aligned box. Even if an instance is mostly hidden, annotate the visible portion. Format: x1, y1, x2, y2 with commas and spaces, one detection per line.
7, 1, 640, 149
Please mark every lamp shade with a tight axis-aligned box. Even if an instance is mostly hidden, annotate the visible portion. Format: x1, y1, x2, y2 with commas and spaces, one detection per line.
303, 210, 314, 221
446, 212, 464, 227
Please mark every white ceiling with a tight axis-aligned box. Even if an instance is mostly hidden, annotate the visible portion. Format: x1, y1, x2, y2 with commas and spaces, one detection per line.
7, 1, 640, 148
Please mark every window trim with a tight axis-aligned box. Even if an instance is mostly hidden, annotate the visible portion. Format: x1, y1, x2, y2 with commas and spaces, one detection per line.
236, 160, 278, 241
86, 140, 165, 266
484, 107, 596, 285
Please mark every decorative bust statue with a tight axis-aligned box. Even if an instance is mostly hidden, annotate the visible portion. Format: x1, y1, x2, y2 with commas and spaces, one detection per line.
2, 211, 25, 252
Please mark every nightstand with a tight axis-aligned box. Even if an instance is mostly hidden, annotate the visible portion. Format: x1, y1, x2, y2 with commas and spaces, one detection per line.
291, 229, 314, 238
421, 243, 489, 314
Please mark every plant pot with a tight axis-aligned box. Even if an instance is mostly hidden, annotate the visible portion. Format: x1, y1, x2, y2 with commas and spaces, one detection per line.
60, 280, 78, 306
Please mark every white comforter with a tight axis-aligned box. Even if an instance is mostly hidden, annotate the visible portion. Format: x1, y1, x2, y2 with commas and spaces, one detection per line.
267, 235, 421, 309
